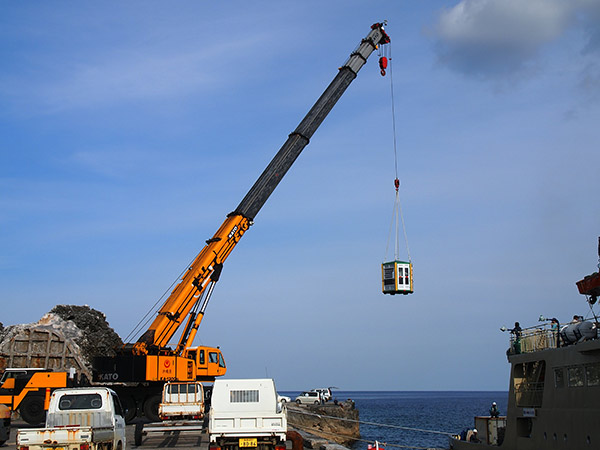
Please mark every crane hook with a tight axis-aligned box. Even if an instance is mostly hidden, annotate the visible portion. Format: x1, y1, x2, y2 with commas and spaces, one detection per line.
379, 57, 388, 77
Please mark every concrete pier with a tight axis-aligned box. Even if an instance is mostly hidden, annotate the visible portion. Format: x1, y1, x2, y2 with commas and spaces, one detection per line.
7, 401, 359, 450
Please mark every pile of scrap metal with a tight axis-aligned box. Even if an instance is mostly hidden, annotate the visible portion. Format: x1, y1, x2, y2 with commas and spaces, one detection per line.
0, 305, 122, 378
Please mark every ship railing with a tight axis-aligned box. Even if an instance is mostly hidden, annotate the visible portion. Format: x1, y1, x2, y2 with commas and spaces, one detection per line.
509, 325, 558, 354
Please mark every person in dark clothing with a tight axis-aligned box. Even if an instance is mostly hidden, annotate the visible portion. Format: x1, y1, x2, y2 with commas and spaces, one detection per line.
510, 322, 522, 354
490, 402, 499, 417
550, 318, 560, 348
469, 429, 480, 443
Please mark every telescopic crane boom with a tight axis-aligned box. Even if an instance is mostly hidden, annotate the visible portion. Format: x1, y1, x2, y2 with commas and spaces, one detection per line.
92, 23, 390, 422
133, 23, 390, 356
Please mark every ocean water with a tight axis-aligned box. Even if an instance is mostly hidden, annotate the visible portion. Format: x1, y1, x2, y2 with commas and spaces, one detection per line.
282, 391, 508, 450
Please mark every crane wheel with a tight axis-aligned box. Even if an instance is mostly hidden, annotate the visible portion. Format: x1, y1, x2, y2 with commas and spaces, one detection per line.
19, 395, 46, 425
121, 395, 138, 423
143, 394, 161, 423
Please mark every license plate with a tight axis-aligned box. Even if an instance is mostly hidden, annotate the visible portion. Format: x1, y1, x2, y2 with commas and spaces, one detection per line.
239, 438, 257, 447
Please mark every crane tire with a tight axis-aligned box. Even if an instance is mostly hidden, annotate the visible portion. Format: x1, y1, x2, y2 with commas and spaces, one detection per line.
19, 395, 46, 425
143, 394, 161, 423
121, 395, 137, 423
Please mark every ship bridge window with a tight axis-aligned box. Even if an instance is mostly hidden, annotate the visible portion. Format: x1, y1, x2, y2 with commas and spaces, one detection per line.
514, 361, 545, 407
568, 366, 584, 387
585, 363, 600, 386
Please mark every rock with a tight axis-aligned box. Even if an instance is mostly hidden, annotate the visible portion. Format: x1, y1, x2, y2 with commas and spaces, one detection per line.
286, 401, 360, 446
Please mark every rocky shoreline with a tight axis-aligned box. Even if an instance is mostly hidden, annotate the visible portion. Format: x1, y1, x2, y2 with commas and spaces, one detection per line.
286, 401, 359, 448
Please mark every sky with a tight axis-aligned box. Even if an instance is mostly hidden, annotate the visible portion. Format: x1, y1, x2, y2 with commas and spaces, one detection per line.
1, 0, 600, 391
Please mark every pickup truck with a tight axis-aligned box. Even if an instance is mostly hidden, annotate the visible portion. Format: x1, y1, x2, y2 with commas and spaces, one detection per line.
159, 381, 204, 420
16, 387, 126, 450
209, 379, 287, 450
134, 381, 205, 446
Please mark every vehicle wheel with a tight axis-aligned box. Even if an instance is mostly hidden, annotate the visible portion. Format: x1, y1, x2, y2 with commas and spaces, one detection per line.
134, 422, 144, 446
314, 401, 319, 404
121, 395, 138, 423
19, 395, 46, 425
296, 400, 301, 405
143, 394, 161, 423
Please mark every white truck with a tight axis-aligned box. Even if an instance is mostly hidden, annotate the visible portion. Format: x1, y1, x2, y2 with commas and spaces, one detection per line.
134, 381, 206, 446
158, 381, 204, 420
209, 379, 287, 450
16, 387, 126, 450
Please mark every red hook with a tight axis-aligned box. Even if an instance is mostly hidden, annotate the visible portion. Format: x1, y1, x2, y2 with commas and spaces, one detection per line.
379, 57, 388, 77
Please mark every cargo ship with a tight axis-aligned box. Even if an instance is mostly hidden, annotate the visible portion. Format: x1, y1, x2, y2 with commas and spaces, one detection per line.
450, 238, 600, 449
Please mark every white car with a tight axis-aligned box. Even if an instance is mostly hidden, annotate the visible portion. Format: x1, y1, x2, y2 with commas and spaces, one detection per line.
295, 391, 322, 405
310, 388, 332, 402
277, 394, 291, 403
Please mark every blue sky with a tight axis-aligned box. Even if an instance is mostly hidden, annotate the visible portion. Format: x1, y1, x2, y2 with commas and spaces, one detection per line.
1, 0, 600, 391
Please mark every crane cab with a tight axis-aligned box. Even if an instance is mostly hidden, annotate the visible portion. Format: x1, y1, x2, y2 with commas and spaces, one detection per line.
382, 260, 413, 295
183, 346, 227, 380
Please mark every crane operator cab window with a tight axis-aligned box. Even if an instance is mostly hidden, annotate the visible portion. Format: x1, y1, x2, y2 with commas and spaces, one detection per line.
382, 260, 413, 295
209, 351, 226, 368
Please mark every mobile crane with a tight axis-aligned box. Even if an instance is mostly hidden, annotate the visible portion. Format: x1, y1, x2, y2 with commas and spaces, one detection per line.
89, 22, 391, 422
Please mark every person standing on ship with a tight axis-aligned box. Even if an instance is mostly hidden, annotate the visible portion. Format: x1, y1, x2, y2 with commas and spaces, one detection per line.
489, 402, 499, 417
550, 318, 560, 348
510, 322, 522, 354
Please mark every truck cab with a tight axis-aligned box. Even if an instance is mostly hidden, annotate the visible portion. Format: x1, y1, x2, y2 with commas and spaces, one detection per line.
17, 387, 126, 450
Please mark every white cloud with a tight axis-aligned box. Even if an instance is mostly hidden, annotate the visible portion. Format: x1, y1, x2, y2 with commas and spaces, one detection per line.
431, 0, 599, 80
